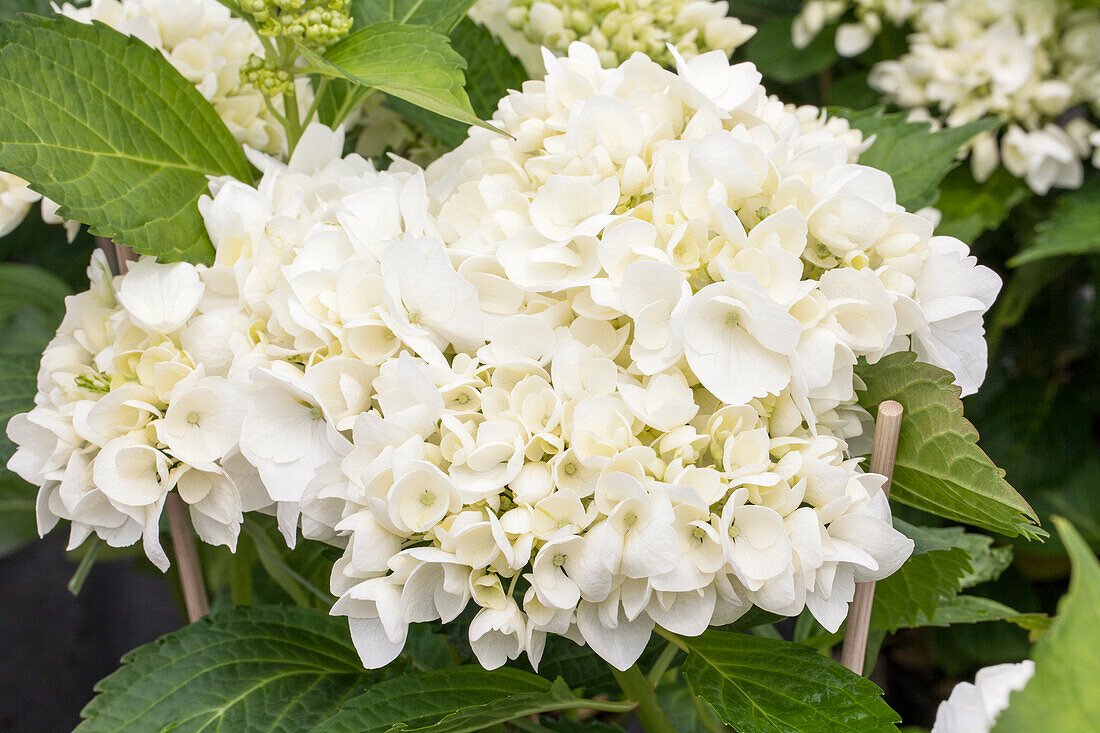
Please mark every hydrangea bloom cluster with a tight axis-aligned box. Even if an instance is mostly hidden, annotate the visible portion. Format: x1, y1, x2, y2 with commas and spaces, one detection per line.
316, 44, 995, 671
469, 0, 756, 75
931, 661, 1035, 733
798, 0, 1100, 194
59, 0, 312, 156
8, 44, 1003, 674
5, 252, 262, 570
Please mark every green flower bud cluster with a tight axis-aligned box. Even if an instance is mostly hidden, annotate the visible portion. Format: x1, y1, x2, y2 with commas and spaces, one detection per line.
478, 0, 756, 70
240, 0, 354, 52
240, 54, 294, 96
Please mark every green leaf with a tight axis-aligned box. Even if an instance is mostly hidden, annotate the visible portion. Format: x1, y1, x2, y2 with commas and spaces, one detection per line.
386, 17, 526, 148
0, 0, 55, 21
992, 518, 1100, 733
679, 630, 900, 732
833, 108, 1002, 209
1008, 176, 1100, 266
0, 264, 69, 473
0, 263, 70, 323
935, 167, 1031, 242
76, 606, 375, 732
389, 678, 633, 732
351, 0, 477, 32
744, 16, 837, 83
0, 16, 251, 263
0, 470, 37, 558
306, 22, 489, 132
855, 352, 1042, 538
872, 519, 1013, 631
0, 265, 66, 558
314, 666, 554, 732
872, 523, 973, 631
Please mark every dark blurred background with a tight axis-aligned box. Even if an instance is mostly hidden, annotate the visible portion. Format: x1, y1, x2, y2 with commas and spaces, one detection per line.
0, 537, 179, 732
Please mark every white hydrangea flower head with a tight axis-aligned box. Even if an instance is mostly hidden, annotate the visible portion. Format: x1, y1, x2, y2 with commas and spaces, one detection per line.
5, 252, 261, 570
59, 0, 312, 156
6, 46, 1007, 676
469, 0, 756, 75
931, 660, 1035, 733
305, 42, 1010, 673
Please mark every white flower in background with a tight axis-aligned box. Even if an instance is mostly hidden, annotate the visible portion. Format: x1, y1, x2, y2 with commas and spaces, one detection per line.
794, 0, 929, 57
470, 0, 756, 75
825, 0, 1100, 193
931, 661, 1035, 733
59, 0, 311, 156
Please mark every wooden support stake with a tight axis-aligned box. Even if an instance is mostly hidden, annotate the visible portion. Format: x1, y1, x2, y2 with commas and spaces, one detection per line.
840, 400, 904, 675
166, 494, 211, 622
97, 237, 209, 623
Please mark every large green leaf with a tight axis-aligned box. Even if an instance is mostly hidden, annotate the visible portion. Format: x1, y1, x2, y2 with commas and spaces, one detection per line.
313, 666, 555, 732
744, 16, 837, 83
76, 606, 373, 732
388, 678, 633, 732
387, 17, 527, 148
305, 22, 488, 131
351, 0, 477, 32
0, 16, 252, 263
935, 167, 1031, 242
679, 630, 899, 732
834, 108, 1001, 209
1008, 177, 1100, 266
992, 519, 1100, 732
856, 352, 1042, 538
0, 0, 55, 20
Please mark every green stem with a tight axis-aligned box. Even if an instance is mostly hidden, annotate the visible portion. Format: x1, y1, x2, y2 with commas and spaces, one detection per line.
646, 641, 680, 686
67, 539, 102, 596
610, 664, 678, 733
283, 84, 302, 154
228, 549, 253, 606
301, 78, 329, 129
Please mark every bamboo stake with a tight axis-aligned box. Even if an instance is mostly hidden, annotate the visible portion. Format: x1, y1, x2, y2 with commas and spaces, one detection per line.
840, 400, 904, 675
96, 237, 210, 623
166, 494, 211, 622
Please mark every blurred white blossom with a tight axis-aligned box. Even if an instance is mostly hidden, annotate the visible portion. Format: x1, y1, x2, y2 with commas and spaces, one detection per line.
931, 661, 1035, 733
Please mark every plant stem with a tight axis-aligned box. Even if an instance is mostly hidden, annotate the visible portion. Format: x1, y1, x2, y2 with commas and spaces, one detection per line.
283, 84, 302, 153
646, 641, 680, 686
166, 493, 210, 622
610, 664, 678, 733
301, 78, 329, 129
67, 539, 102, 596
